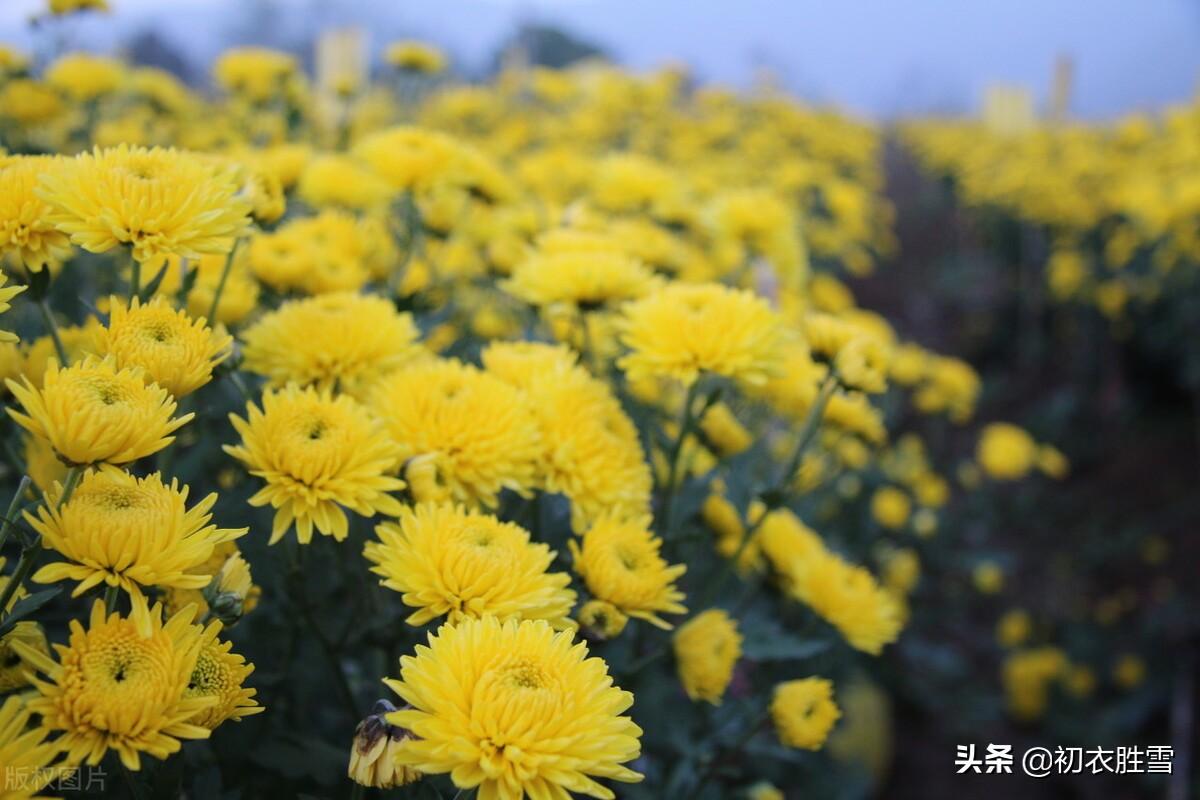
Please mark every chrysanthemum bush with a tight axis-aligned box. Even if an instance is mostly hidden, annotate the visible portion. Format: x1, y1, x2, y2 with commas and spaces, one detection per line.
0, 23, 1070, 800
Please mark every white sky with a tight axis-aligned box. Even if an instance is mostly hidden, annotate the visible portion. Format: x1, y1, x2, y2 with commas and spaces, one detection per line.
1, 0, 1197, 118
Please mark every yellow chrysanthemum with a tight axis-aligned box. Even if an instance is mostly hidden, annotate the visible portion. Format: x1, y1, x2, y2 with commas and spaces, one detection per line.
152, 252, 260, 327
503, 229, 659, 310
368, 359, 542, 508
240, 293, 422, 398
348, 701, 423, 789
7, 356, 193, 466
47, 0, 109, 14
0, 621, 50, 693
569, 517, 686, 630
0, 695, 62, 800
20, 318, 103, 386
870, 486, 911, 531
244, 211, 389, 295
577, 599, 629, 640
385, 41, 446, 73
0, 155, 74, 270
673, 609, 742, 704
36, 145, 252, 265
0, 80, 62, 125
28, 467, 246, 636
14, 601, 215, 771
224, 385, 405, 545
619, 282, 786, 388
0, 272, 25, 344
976, 422, 1038, 480
759, 509, 902, 655
183, 635, 263, 730
483, 342, 652, 531
770, 678, 841, 750
298, 153, 394, 210
353, 126, 462, 193
44, 52, 124, 101
212, 47, 297, 102
365, 502, 576, 628
385, 616, 644, 800
94, 295, 232, 397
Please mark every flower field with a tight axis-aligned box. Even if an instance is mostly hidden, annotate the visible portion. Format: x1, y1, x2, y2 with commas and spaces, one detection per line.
0, 3, 1196, 799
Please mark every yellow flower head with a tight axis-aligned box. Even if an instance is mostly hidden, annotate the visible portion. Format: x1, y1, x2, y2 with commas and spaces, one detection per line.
577, 599, 629, 640
483, 342, 653, 531
349, 701, 423, 789
44, 52, 124, 101
7, 356, 193, 466
14, 601, 214, 771
29, 467, 246, 636
183, 634, 263, 730
976, 422, 1038, 480
37, 145, 252, 265
240, 292, 422, 398
996, 609, 1031, 648
224, 385, 406, 545
385, 616, 644, 799
503, 228, 659, 310
366, 502, 576, 628
385, 41, 447, 74
0, 80, 63, 125
0, 620, 50, 693
245, 210, 386, 294
153, 252, 260, 327
47, 0, 109, 14
21, 318, 103, 385
213, 47, 297, 102
94, 295, 232, 397
354, 126, 462, 193
0, 272, 25, 343
870, 486, 911, 531
569, 516, 687, 630
771, 677, 841, 750
619, 283, 785, 388
368, 359, 542, 508
0, 155, 74, 271
673, 609, 742, 704
298, 153, 394, 209
0, 695, 62, 799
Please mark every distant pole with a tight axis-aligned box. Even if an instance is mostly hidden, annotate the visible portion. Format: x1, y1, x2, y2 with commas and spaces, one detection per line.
1049, 54, 1074, 123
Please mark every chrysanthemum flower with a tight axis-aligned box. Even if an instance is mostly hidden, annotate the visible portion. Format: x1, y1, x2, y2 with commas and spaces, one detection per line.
619, 282, 786, 388
569, 516, 687, 630
385, 616, 644, 799
503, 228, 659, 310
244, 210, 387, 294
0, 272, 25, 343
368, 359, 542, 508
0, 155, 74, 271
7, 356, 193, 466
152, 252, 260, 327
240, 293, 422, 398
483, 342, 652, 531
577, 599, 629, 640
298, 153, 394, 209
353, 126, 462, 193
20, 318, 103, 385
44, 52, 124, 101
385, 40, 447, 73
0, 79, 62, 125
365, 502, 576, 628
224, 385, 406, 544
976, 422, 1038, 480
36, 145, 252, 265
770, 678, 840, 750
212, 47, 297, 102
349, 701, 423, 789
672, 609, 742, 704
28, 467, 246, 637
0, 558, 53, 694
14, 601, 215, 771
0, 695, 62, 799
94, 295, 232, 397
183, 634, 263, 730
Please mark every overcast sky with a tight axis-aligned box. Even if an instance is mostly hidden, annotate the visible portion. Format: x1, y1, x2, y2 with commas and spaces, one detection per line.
1, 0, 1197, 118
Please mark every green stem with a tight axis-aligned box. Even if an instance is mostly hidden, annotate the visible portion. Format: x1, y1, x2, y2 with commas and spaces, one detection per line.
694, 708, 771, 793
1, 466, 82, 616
103, 584, 119, 613
130, 257, 141, 299
657, 381, 703, 539
207, 240, 240, 323
349, 782, 365, 800
0, 476, 30, 553
35, 297, 68, 366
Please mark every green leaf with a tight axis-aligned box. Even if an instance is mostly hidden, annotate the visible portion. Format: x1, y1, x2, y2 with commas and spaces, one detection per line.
138, 262, 171, 302
0, 588, 61, 637
740, 619, 830, 662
